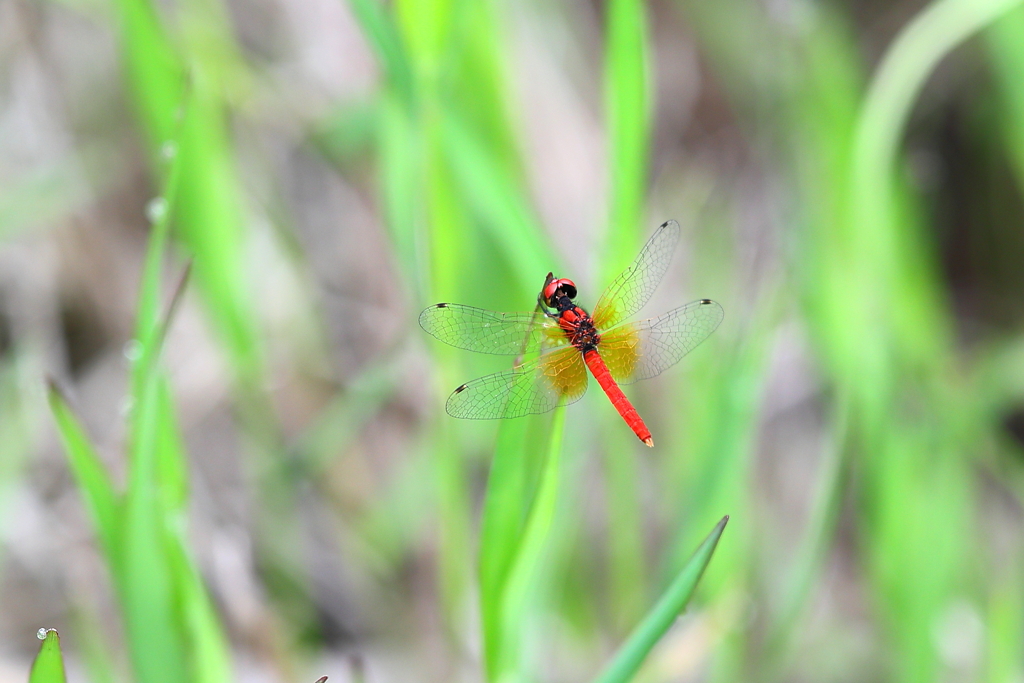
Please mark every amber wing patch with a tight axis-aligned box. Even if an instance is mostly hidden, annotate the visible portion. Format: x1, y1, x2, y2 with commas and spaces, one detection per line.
445, 347, 588, 419
598, 324, 642, 384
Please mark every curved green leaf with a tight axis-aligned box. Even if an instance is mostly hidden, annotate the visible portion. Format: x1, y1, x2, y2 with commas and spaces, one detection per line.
592, 515, 729, 683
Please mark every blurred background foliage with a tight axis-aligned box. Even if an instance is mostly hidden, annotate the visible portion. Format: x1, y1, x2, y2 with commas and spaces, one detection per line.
2, 0, 1024, 681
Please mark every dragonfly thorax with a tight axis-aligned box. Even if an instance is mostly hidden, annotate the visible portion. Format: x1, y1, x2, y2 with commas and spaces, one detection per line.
558, 305, 601, 352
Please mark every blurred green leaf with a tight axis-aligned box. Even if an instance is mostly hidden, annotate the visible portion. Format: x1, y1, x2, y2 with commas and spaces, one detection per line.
499, 408, 567, 677
167, 524, 233, 683
154, 378, 189, 514
987, 566, 1024, 683
111, 0, 183, 156
600, 0, 651, 635
347, 0, 415, 108
601, 426, 645, 631
113, 0, 263, 392
393, 0, 455, 70
0, 160, 94, 240
478, 415, 533, 681
440, 110, 557, 293
592, 516, 729, 683
72, 605, 117, 683
29, 629, 67, 683
479, 409, 565, 681
848, 0, 1016, 392
378, 94, 423, 293
47, 383, 120, 559
315, 98, 382, 164
121, 323, 190, 683
603, 0, 650, 281
986, 6, 1024, 183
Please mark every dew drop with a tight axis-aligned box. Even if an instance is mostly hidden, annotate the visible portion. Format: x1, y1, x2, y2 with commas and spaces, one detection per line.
145, 197, 168, 223
160, 141, 177, 161
36, 628, 47, 640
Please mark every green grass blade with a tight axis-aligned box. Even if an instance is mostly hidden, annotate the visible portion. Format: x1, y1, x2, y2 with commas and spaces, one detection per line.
72, 604, 117, 683
110, 0, 184, 156
29, 629, 67, 683
46, 382, 120, 559
598, 2, 650, 634
601, 426, 645, 631
121, 248, 226, 683
113, 0, 263, 392
346, 0, 415, 108
479, 410, 564, 681
175, 93, 263, 390
154, 377, 189, 514
121, 367, 190, 683
603, 0, 650, 281
440, 110, 557, 293
419, 125, 476, 619
986, 7, 1024, 182
378, 94, 423, 293
987, 564, 1024, 683
592, 515, 729, 683
761, 403, 850, 676
498, 407, 567, 676
846, 8, 1018, 679
853, 0, 1023, 196
133, 136, 184, 363
393, 0, 455, 70
849, 0, 1020, 396
132, 87, 188, 410
167, 524, 234, 683
478, 416, 535, 681
130, 260, 192, 433
121, 157, 214, 683
153, 373, 233, 683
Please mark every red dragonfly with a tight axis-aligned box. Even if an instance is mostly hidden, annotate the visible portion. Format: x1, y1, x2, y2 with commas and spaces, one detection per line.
419, 220, 723, 446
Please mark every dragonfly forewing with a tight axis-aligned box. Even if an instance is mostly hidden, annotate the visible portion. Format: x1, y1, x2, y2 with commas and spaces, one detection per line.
419, 303, 564, 356
592, 219, 681, 330
599, 299, 724, 384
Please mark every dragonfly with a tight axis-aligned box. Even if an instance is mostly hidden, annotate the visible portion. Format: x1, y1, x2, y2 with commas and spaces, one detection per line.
418, 220, 723, 446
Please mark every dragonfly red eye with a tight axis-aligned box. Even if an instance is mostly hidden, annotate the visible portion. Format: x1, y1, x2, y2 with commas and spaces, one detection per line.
542, 278, 577, 306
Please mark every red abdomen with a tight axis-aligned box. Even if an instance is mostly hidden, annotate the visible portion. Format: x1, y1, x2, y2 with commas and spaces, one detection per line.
583, 349, 653, 447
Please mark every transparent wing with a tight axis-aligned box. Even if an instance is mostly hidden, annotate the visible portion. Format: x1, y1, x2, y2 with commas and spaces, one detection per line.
419, 303, 565, 356
592, 220, 681, 330
598, 299, 723, 384
445, 347, 588, 419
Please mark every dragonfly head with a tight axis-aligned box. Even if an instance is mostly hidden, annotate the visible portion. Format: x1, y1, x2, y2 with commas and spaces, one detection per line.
541, 275, 577, 308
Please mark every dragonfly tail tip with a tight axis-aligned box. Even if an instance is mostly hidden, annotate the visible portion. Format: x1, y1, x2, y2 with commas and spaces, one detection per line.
643, 437, 654, 448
